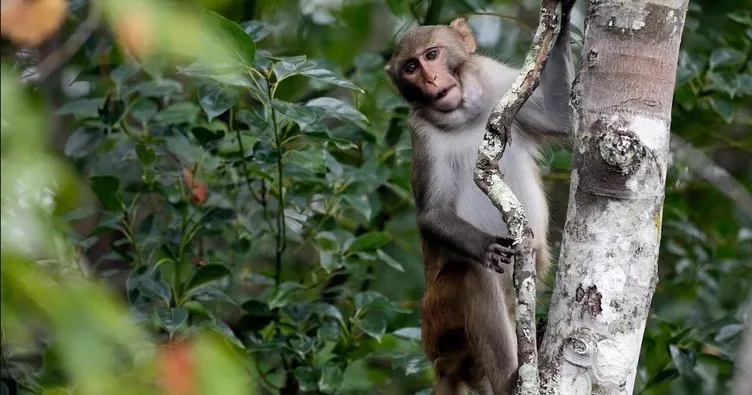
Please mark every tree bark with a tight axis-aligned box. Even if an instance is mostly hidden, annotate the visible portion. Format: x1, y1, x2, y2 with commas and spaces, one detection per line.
538, 1, 689, 394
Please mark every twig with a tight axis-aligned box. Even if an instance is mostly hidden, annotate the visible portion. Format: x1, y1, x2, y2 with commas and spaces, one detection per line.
472, 1, 565, 394
31, 5, 101, 83
669, 135, 752, 220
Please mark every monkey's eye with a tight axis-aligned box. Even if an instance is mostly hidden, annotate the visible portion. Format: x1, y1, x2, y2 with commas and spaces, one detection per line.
425, 48, 439, 61
403, 62, 419, 74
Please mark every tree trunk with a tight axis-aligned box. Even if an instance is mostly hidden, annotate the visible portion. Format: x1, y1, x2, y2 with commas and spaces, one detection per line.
538, 1, 689, 394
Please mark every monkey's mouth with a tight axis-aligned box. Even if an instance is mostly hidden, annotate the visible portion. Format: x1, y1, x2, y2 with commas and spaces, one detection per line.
434, 86, 454, 101
432, 85, 461, 112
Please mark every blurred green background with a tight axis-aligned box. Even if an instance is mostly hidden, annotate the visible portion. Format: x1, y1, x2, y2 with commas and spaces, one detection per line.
0, 0, 750, 394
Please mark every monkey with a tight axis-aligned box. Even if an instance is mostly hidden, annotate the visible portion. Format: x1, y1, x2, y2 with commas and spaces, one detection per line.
385, 3, 575, 394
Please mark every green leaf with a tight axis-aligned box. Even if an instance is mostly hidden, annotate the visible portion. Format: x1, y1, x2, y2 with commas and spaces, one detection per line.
353, 291, 391, 311
64, 128, 101, 159
272, 55, 308, 81
236, 300, 275, 331
390, 351, 431, 375
128, 79, 184, 98
178, 61, 256, 88
316, 232, 339, 251
705, 72, 738, 97
354, 316, 386, 342
299, 63, 363, 92
272, 100, 319, 131
343, 194, 372, 222
316, 321, 342, 342
318, 249, 344, 273
186, 264, 231, 291
154, 102, 201, 125
135, 143, 156, 165
57, 98, 104, 118
240, 20, 273, 42
737, 74, 752, 97
306, 97, 368, 128
669, 344, 697, 378
709, 48, 745, 69
89, 175, 122, 210
183, 287, 236, 305
715, 323, 744, 342
346, 231, 392, 254
392, 327, 421, 341
198, 83, 239, 121
217, 133, 258, 156
288, 147, 327, 174
377, 250, 404, 272
99, 96, 126, 126
289, 334, 314, 356
318, 364, 343, 393
728, 10, 752, 26
127, 267, 172, 305
709, 98, 733, 123
201, 319, 245, 349
155, 307, 189, 337
268, 282, 303, 309
130, 98, 158, 123
164, 134, 204, 165
314, 303, 345, 327
191, 127, 225, 146
111, 64, 139, 91
205, 10, 256, 67
294, 367, 320, 392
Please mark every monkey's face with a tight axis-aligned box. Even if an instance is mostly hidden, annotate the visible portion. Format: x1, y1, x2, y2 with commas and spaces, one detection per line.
398, 45, 463, 112
386, 19, 477, 113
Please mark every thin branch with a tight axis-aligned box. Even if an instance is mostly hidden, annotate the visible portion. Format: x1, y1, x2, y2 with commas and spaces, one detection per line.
669, 135, 752, 220
472, 0, 565, 394
31, 5, 101, 83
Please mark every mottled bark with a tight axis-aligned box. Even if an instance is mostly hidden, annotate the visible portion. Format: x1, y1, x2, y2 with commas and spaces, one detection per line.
538, 1, 689, 394
474, 1, 565, 394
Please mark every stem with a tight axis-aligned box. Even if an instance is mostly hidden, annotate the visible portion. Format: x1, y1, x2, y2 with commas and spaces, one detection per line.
268, 82, 286, 288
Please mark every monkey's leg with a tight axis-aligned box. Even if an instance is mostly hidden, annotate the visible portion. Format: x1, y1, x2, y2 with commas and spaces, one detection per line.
464, 267, 518, 395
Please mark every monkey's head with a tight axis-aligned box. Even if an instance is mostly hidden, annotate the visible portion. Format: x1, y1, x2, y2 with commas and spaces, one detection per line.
386, 18, 477, 113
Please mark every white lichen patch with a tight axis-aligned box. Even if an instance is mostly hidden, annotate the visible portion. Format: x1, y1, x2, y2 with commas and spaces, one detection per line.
594, 328, 645, 390
628, 115, 669, 152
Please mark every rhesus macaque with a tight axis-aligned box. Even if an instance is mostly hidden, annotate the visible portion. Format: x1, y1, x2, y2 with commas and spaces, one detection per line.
385, 2, 575, 393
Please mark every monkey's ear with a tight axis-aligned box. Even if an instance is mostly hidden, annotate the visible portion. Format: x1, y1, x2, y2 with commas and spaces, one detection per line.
449, 17, 476, 53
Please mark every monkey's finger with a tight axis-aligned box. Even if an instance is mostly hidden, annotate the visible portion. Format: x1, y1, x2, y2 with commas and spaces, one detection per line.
489, 243, 515, 258
488, 252, 512, 268
482, 253, 507, 273
494, 236, 515, 247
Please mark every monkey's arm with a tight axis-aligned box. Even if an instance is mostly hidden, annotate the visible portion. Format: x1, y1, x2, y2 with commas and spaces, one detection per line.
411, 147, 515, 272
515, 17, 574, 137
417, 205, 515, 273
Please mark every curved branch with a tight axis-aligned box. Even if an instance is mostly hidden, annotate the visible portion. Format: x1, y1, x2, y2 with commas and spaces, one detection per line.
31, 5, 101, 83
472, 1, 565, 394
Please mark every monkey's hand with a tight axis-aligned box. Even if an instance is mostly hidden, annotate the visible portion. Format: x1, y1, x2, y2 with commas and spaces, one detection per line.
482, 236, 517, 274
